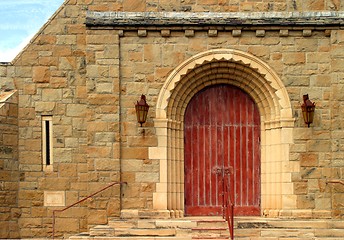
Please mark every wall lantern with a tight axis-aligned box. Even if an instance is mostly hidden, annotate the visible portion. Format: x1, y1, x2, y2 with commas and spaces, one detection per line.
135, 95, 149, 127
301, 94, 315, 128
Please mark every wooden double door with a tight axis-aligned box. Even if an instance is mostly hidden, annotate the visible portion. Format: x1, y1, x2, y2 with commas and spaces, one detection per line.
184, 84, 261, 216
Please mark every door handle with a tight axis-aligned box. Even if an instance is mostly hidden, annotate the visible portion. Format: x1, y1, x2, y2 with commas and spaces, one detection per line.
212, 167, 222, 175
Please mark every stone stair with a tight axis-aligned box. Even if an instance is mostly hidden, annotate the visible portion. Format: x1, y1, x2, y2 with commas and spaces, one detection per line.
234, 217, 344, 239
69, 214, 344, 240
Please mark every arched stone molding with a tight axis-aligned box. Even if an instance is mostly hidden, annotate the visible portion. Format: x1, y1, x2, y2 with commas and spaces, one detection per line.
151, 49, 295, 218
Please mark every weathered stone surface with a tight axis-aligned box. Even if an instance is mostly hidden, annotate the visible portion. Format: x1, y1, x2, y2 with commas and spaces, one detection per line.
86, 11, 344, 27
2, 0, 344, 238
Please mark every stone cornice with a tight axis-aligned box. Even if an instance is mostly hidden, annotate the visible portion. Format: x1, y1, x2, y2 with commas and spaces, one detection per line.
86, 11, 344, 28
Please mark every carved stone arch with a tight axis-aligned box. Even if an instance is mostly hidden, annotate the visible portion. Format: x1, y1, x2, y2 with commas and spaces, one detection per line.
151, 49, 295, 217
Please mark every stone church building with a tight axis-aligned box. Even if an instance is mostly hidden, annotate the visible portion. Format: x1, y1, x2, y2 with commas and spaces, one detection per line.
1, 0, 344, 238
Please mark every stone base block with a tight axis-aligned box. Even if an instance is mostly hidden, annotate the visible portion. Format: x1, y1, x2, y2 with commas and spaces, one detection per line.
121, 209, 171, 219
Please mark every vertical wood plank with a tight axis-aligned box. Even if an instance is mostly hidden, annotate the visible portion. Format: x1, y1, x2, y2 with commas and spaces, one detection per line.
184, 84, 260, 216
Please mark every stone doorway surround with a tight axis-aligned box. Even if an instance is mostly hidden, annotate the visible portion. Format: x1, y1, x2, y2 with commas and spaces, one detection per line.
150, 49, 295, 218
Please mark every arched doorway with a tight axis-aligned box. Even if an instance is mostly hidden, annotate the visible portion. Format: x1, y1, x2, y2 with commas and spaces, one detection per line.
184, 84, 260, 216
151, 49, 295, 218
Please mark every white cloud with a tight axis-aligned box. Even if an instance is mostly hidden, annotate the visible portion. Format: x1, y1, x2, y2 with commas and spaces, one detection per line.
0, 34, 34, 62
0, 0, 64, 62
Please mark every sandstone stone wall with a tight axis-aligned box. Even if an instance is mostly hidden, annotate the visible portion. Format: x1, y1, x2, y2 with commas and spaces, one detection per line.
0, 0, 343, 238
89, 0, 343, 12
0, 90, 19, 238
114, 25, 344, 218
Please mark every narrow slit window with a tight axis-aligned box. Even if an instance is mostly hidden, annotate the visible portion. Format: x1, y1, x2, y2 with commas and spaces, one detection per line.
42, 116, 53, 169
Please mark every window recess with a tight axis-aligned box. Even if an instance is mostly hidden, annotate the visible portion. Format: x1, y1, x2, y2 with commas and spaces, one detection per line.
42, 116, 53, 171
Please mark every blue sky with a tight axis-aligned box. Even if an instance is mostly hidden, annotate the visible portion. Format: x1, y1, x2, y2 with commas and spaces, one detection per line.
0, 0, 64, 62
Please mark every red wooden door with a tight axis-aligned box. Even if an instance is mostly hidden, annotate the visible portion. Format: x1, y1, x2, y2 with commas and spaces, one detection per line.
184, 84, 260, 216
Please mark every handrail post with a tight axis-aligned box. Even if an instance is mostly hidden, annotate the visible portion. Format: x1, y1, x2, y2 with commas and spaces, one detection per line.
221, 172, 234, 240
52, 210, 56, 239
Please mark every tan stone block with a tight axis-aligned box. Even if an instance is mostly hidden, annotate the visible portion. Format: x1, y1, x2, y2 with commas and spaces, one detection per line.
300, 153, 318, 167
42, 89, 63, 101
161, 29, 171, 37
18, 217, 42, 228
38, 56, 58, 66
121, 172, 136, 182
138, 30, 147, 37
315, 197, 331, 210
136, 172, 159, 182
38, 178, 70, 190
32, 66, 50, 83
87, 122, 108, 132
75, 86, 87, 99
128, 51, 143, 62
88, 210, 107, 225
310, 74, 331, 87
256, 29, 265, 37
23, 84, 36, 95
122, 147, 148, 160
95, 159, 120, 171
20, 51, 39, 65
96, 82, 114, 94
144, 44, 161, 63
307, 140, 331, 152
66, 104, 87, 117
70, 182, 87, 191
23, 139, 40, 151
37, 35, 56, 45
14, 66, 31, 78
19, 151, 41, 164
279, 29, 289, 37
189, 38, 207, 52
283, 52, 305, 65
301, 167, 322, 179
55, 217, 79, 232
185, 29, 194, 37
88, 94, 118, 105
248, 45, 270, 59
54, 148, 72, 163
122, 198, 146, 209
54, 125, 73, 138
50, 77, 68, 88
18, 108, 36, 119
87, 146, 112, 158
31, 207, 47, 217
294, 181, 308, 195
208, 29, 218, 37
59, 164, 77, 177
35, 102, 56, 112
303, 0, 324, 10
53, 45, 72, 57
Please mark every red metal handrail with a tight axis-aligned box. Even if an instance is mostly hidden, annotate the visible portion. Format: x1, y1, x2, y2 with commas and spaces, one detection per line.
222, 174, 234, 240
326, 180, 344, 186
52, 181, 126, 239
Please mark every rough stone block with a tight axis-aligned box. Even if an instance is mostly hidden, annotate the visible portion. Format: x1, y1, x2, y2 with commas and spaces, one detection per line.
138, 30, 147, 37
232, 29, 242, 37
256, 29, 265, 37
303, 29, 312, 37
161, 29, 171, 37
185, 29, 194, 37
208, 29, 218, 37
279, 29, 289, 37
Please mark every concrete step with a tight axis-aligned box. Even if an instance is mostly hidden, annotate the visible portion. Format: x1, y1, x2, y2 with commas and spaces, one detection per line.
233, 217, 344, 239
187, 216, 230, 239
70, 236, 191, 240
70, 216, 344, 240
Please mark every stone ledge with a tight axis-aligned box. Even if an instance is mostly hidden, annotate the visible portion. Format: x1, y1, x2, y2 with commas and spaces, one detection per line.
121, 209, 171, 219
86, 11, 344, 28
